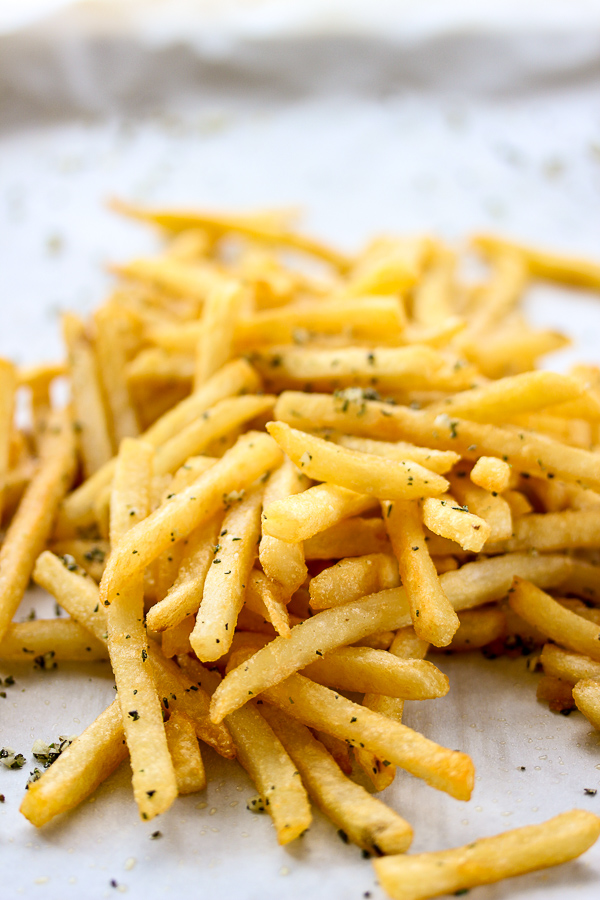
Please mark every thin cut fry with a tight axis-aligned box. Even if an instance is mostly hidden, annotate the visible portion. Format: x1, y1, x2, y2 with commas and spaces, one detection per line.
572, 679, 600, 730
164, 711, 206, 794
421, 496, 490, 553
448, 467, 512, 541
195, 279, 245, 387
309, 553, 400, 610
332, 434, 459, 473
263, 483, 378, 543
540, 643, 600, 684
259, 457, 310, 595
0, 358, 16, 522
0, 619, 106, 661
473, 232, 600, 290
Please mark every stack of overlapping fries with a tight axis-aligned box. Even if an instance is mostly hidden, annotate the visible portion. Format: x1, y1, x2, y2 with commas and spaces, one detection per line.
1, 202, 600, 898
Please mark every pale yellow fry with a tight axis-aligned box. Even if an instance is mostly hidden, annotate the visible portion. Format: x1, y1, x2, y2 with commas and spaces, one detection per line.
488, 508, 600, 552
0, 409, 76, 642
111, 199, 351, 270
309, 553, 400, 610
312, 730, 353, 775
259, 457, 310, 595
540, 643, 600, 684
508, 577, 600, 662
245, 569, 291, 637
236, 297, 403, 349
191, 485, 264, 661
50, 539, 109, 582
554, 558, 600, 604
412, 249, 455, 327
108, 437, 177, 820
253, 345, 475, 393
347, 235, 431, 296
473, 232, 600, 290
99, 432, 281, 606
94, 306, 139, 444
267, 421, 449, 501
448, 468, 512, 541
262, 705, 413, 855
356, 627, 429, 792
332, 434, 459, 474
20, 699, 128, 827
274, 392, 600, 491
300, 646, 448, 700
113, 256, 222, 301
503, 489, 533, 518
164, 710, 206, 794
161, 615, 193, 658
263, 483, 378, 543
374, 809, 600, 900
572, 679, 600, 729
0, 618, 106, 661
146, 518, 220, 632
463, 328, 569, 379
261, 673, 474, 801
32, 552, 234, 758
384, 500, 459, 647
56, 357, 259, 534
470, 456, 511, 493
304, 516, 390, 559
467, 248, 528, 337
210, 552, 573, 722
195, 279, 245, 387
437, 606, 506, 653
63, 312, 113, 475
422, 496, 490, 553
0, 358, 16, 522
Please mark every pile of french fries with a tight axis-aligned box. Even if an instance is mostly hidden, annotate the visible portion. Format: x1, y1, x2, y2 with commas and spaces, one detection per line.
2, 202, 600, 898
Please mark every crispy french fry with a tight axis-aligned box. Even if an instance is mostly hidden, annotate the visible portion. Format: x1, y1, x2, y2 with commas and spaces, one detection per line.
259, 457, 310, 594
94, 305, 140, 444
489, 508, 600, 552
311, 730, 353, 775
540, 643, 600, 684
0, 619, 106, 661
245, 569, 291, 637
448, 467, 512, 541
470, 456, 511, 493
421, 496, 490, 553
190, 484, 264, 661
263, 483, 378, 543
331, 434, 459, 473
309, 553, 400, 610
373, 809, 600, 900
161, 615, 194, 658
262, 705, 413, 855
572, 679, 600, 729
164, 711, 206, 794
433, 606, 506, 653
195, 279, 245, 387
508, 578, 600, 661
20, 699, 128, 827
0, 409, 76, 643
304, 516, 391, 559
384, 500, 459, 646
50, 539, 109, 582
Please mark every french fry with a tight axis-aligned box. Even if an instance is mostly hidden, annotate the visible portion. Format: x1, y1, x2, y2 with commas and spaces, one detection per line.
448, 468, 512, 541
346, 235, 431, 297
508, 578, 600, 661
107, 437, 177, 820
190, 484, 264, 661
267, 421, 450, 501
466, 248, 528, 337
161, 615, 194, 658
0, 409, 76, 643
259, 457, 310, 595
311, 730, 353, 775
309, 553, 400, 610
164, 711, 206, 794
99, 431, 281, 605
536, 674, 575, 712
488, 507, 600, 552
540, 643, 600, 684
0, 358, 16, 522
195, 279, 245, 387
473, 232, 600, 290
261, 673, 474, 800
470, 455, 511, 493
93, 305, 140, 443
262, 705, 413, 854
331, 434, 459, 473
572, 679, 600, 729
63, 313, 113, 474
432, 606, 506, 653
50, 539, 109, 582
20, 699, 128, 827
263, 483, 378, 543
0, 619, 106, 662
300, 646, 449, 700
55, 357, 259, 535
421, 496, 490, 553
244, 569, 291, 637
374, 809, 600, 900
463, 328, 570, 379
384, 500, 459, 646
411, 249, 455, 328
304, 516, 391, 559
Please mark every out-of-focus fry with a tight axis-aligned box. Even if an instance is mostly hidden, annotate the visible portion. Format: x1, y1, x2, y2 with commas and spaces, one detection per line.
540, 643, 600, 684
20, 699, 128, 827
195, 279, 245, 387
470, 456, 511, 493
373, 809, 600, 900
421, 496, 490, 553
508, 578, 600, 661
503, 489, 533, 518
384, 499, 459, 646
63, 313, 113, 474
536, 674, 575, 712
259, 457, 310, 595
262, 705, 413, 855
263, 483, 378, 543
572, 679, 600, 729
94, 305, 140, 444
473, 232, 600, 290
309, 553, 399, 610
49, 539, 109, 582
0, 619, 106, 661
463, 328, 570, 379
0, 409, 76, 643
0, 358, 16, 522
488, 508, 600, 552
164, 711, 206, 794
267, 421, 450, 500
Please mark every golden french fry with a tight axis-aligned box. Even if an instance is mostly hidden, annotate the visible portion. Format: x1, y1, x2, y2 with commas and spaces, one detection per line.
374, 809, 600, 900
164, 710, 206, 794
195, 279, 245, 387
466, 248, 527, 337
0, 618, 106, 661
540, 643, 600, 684
572, 679, 600, 729
99, 432, 281, 606
309, 553, 399, 610
470, 456, 511, 493
346, 235, 431, 297
304, 516, 391, 559
433, 606, 506, 653
421, 496, 490, 553
263, 483, 378, 543
0, 409, 76, 643
411, 249, 455, 328
463, 328, 569, 380
94, 305, 140, 444
20, 699, 128, 827
448, 467, 512, 541
267, 421, 449, 501
384, 500, 459, 647
473, 232, 600, 290
262, 705, 413, 855
0, 358, 17, 522
331, 434, 459, 474
161, 615, 194, 658
190, 484, 264, 661
245, 570, 291, 638
488, 508, 600, 552
508, 577, 600, 661
50, 539, 109, 582
259, 457, 310, 595
311, 730, 354, 775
